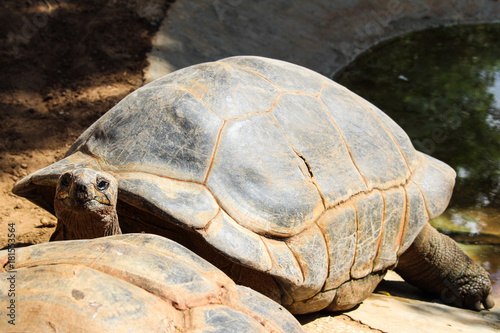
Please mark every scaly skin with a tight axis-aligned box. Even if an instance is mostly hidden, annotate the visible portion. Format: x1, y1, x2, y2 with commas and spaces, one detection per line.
395, 223, 494, 310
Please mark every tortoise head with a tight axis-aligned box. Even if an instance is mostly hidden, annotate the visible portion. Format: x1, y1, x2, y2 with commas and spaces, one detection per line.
52, 168, 121, 240
55, 168, 118, 212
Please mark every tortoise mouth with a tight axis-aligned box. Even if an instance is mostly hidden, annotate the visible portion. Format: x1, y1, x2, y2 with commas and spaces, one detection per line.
57, 196, 112, 212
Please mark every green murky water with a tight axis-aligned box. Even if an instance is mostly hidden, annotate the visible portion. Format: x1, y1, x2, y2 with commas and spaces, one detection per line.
335, 24, 500, 298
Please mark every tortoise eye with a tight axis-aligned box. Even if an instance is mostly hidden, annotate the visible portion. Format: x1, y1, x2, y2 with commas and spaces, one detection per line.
96, 179, 110, 191
60, 174, 71, 187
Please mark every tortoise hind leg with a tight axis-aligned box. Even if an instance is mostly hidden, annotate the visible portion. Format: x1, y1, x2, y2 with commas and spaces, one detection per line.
395, 223, 494, 310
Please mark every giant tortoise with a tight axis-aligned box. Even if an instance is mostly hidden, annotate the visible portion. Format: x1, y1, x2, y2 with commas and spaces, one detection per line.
0, 233, 303, 332
13, 56, 494, 313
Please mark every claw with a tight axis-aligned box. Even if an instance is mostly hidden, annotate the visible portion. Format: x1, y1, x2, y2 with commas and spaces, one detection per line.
484, 295, 495, 310
472, 300, 482, 311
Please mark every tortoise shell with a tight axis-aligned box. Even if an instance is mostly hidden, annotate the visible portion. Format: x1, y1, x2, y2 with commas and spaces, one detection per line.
0, 234, 303, 332
13, 56, 456, 313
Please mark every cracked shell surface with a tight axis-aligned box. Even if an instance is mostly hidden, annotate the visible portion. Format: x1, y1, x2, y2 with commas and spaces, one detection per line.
0, 234, 303, 333
12, 56, 456, 312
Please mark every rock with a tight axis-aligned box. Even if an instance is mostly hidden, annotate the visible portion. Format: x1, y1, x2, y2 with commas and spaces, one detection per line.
40, 217, 56, 227
145, 0, 500, 82
345, 271, 500, 333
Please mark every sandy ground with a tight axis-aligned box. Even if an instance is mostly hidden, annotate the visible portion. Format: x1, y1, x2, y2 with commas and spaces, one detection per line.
0, 0, 172, 248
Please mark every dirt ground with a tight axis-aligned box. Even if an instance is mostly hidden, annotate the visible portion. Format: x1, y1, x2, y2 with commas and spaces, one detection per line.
0, 0, 174, 248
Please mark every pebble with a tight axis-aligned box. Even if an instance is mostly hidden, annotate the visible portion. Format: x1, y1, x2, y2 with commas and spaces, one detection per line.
40, 217, 56, 227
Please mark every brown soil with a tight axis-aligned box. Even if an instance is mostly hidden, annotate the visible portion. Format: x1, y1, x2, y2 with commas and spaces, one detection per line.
0, 0, 171, 248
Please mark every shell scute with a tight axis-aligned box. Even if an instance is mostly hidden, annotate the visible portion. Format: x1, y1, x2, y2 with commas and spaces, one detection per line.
319, 84, 410, 189
188, 306, 268, 333
411, 153, 456, 219
285, 225, 329, 302
350, 191, 384, 279
399, 181, 429, 255
262, 237, 303, 286
373, 187, 406, 272
199, 210, 273, 272
317, 205, 357, 291
207, 113, 323, 237
272, 93, 368, 208
117, 173, 219, 229
82, 87, 223, 183
172, 62, 282, 120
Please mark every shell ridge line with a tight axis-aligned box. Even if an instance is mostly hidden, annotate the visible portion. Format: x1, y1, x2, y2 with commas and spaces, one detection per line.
396, 185, 411, 258
260, 236, 276, 274
284, 239, 306, 286
65, 240, 218, 307
349, 204, 360, 279
78, 149, 105, 171
372, 190, 386, 272
353, 94, 412, 173
316, 166, 416, 220
217, 60, 283, 90
409, 155, 425, 176
203, 121, 227, 184
409, 179, 431, 221
394, 186, 407, 259
315, 82, 329, 98
231, 90, 288, 120
5, 259, 64, 272
222, 91, 320, 123
316, 91, 369, 190
226, 109, 273, 122
199, 185, 291, 239
195, 207, 222, 233
163, 83, 225, 120
283, 90, 320, 97
180, 84, 225, 119
221, 60, 329, 98
223, 94, 281, 122
315, 221, 332, 292
113, 170, 204, 186
269, 113, 327, 211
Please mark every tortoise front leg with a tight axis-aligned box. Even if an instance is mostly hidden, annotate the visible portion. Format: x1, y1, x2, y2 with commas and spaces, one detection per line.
395, 223, 494, 310
49, 220, 65, 241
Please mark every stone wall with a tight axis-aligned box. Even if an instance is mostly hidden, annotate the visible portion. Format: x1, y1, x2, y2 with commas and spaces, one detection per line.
145, 0, 500, 81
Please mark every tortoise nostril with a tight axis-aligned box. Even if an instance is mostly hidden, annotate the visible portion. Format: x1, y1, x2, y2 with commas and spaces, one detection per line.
76, 183, 88, 193
74, 183, 91, 201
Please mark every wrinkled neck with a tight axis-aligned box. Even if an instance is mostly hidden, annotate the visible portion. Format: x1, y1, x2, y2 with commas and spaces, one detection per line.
104, 217, 122, 236
55, 203, 121, 240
